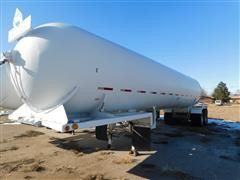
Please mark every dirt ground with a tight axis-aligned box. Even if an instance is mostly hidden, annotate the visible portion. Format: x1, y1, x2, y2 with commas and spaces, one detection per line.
0, 118, 240, 180
207, 104, 240, 122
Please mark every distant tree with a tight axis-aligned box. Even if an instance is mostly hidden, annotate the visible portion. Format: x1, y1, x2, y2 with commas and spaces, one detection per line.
212, 81, 230, 102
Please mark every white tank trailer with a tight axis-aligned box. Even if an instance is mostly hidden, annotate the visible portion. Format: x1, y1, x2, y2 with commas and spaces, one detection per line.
0, 63, 22, 110
2, 9, 207, 152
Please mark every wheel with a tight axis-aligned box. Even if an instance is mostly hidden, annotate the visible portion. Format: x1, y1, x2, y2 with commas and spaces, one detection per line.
133, 150, 139, 157
200, 112, 205, 126
107, 144, 111, 149
129, 149, 139, 156
190, 112, 204, 126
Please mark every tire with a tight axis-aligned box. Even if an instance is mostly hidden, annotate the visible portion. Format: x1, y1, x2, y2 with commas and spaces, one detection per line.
190, 112, 204, 127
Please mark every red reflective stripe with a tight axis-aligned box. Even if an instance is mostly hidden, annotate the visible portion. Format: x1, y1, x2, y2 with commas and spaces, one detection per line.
120, 89, 132, 92
98, 87, 113, 91
97, 87, 183, 96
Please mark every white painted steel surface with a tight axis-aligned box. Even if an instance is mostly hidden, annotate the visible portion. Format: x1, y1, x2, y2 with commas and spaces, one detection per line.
0, 64, 22, 109
9, 23, 202, 114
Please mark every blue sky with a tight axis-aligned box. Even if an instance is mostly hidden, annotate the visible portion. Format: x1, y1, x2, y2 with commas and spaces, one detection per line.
1, 1, 239, 94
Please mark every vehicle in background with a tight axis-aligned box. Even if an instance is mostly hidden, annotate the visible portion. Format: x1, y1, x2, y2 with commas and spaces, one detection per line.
215, 100, 223, 106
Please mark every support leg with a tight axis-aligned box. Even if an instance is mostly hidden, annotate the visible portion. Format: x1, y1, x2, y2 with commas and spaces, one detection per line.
151, 106, 157, 129
129, 122, 139, 156
107, 124, 113, 149
129, 145, 139, 156
107, 134, 112, 149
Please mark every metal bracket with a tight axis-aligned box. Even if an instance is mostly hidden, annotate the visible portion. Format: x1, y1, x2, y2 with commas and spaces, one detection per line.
151, 106, 157, 129
98, 93, 106, 112
0, 52, 11, 66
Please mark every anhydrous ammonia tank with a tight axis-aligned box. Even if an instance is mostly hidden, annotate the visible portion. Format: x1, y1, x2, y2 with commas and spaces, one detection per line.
0, 64, 22, 109
9, 23, 202, 113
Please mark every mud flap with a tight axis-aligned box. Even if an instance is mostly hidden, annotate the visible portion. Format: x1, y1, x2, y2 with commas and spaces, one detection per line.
95, 125, 108, 141
132, 126, 151, 150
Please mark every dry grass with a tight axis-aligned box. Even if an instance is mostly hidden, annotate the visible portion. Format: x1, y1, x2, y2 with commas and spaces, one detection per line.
54, 165, 76, 174
72, 150, 84, 157
0, 158, 43, 173
96, 151, 114, 161
85, 173, 108, 180
0, 139, 8, 144
0, 146, 19, 152
208, 104, 240, 122
112, 155, 136, 165
24, 175, 33, 179
0, 116, 12, 124
99, 151, 114, 156
14, 130, 45, 139
22, 163, 46, 172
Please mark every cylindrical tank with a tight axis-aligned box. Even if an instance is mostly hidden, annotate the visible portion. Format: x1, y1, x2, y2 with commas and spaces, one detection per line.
9, 23, 202, 113
0, 64, 22, 109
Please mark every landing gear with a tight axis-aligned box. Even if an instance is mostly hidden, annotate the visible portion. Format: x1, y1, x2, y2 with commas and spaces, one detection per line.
95, 124, 113, 149
107, 136, 112, 149
156, 110, 160, 120
128, 123, 137, 156
95, 108, 156, 154
129, 145, 139, 157
128, 122, 140, 156
71, 130, 75, 135
128, 122, 151, 156
107, 125, 113, 149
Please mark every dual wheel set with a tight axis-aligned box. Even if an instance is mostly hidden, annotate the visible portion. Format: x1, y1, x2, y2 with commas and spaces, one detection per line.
164, 109, 208, 127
